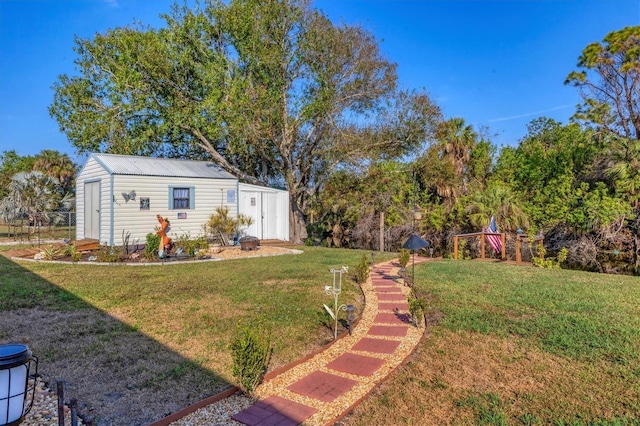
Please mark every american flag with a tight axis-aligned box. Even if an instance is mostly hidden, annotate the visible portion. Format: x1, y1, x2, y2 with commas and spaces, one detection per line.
487, 216, 502, 253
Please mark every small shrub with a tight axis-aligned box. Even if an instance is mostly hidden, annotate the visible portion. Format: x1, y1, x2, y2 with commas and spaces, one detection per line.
354, 254, 370, 284
229, 320, 272, 394
63, 244, 82, 262
398, 249, 411, 268
456, 239, 471, 260
205, 207, 254, 245
408, 292, 428, 327
42, 245, 62, 260
175, 233, 209, 257
145, 233, 160, 259
533, 245, 568, 269
96, 244, 121, 263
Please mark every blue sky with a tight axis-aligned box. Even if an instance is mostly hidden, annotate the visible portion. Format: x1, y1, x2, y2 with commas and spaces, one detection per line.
1, 0, 639, 164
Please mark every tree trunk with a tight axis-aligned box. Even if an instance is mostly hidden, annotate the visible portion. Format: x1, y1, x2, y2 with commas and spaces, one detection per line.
289, 193, 307, 245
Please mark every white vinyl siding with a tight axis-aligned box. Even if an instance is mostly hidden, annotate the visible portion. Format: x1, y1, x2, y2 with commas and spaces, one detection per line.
109, 176, 236, 245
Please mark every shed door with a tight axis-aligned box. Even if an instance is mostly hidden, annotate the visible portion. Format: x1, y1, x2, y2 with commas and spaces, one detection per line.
261, 192, 278, 240
242, 191, 261, 238
84, 181, 100, 240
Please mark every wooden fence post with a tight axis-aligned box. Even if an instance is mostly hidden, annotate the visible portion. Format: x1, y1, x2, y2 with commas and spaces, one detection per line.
57, 381, 65, 426
454, 236, 458, 260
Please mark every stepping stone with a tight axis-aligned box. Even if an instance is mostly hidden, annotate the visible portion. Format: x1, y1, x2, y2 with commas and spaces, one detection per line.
326, 352, 385, 376
377, 293, 406, 301
231, 395, 317, 426
372, 275, 393, 279
374, 286, 402, 293
368, 325, 409, 337
378, 302, 409, 311
287, 371, 357, 402
352, 337, 401, 354
374, 312, 411, 325
371, 280, 398, 286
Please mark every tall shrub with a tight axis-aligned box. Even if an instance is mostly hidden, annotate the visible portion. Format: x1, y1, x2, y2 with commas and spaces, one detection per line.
229, 321, 272, 394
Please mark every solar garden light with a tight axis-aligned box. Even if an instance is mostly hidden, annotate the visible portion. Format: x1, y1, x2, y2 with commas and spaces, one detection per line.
324, 266, 350, 340
413, 205, 423, 222
0, 344, 38, 426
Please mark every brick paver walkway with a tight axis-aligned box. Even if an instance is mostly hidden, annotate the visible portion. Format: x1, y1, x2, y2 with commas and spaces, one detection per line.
232, 257, 431, 426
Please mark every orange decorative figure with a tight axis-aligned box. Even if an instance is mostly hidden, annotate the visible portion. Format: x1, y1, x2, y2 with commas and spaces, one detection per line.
156, 215, 172, 258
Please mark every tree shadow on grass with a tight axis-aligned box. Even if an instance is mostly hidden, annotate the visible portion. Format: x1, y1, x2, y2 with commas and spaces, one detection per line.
0, 255, 231, 426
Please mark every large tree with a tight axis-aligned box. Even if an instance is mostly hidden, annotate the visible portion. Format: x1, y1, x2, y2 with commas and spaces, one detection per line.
0, 150, 36, 199
49, 0, 440, 242
565, 26, 640, 141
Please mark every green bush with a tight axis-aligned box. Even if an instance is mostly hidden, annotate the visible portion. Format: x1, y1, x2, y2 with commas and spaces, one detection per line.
175, 233, 208, 257
457, 239, 471, 260
145, 233, 160, 259
229, 321, 272, 394
205, 207, 253, 246
354, 254, 370, 284
42, 245, 63, 260
63, 244, 82, 262
398, 249, 411, 267
533, 245, 568, 269
408, 292, 428, 327
96, 244, 121, 263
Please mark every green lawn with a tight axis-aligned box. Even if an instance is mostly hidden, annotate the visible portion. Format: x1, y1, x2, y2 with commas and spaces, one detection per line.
0, 246, 387, 373
343, 260, 640, 425
2, 247, 639, 425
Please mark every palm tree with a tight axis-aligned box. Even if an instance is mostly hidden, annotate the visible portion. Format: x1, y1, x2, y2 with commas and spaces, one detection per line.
437, 117, 477, 179
0, 172, 64, 233
466, 185, 529, 232
33, 150, 77, 192
604, 138, 640, 207
420, 118, 478, 210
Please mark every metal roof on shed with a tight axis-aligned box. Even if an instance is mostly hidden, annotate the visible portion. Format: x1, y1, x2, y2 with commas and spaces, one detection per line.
91, 153, 236, 179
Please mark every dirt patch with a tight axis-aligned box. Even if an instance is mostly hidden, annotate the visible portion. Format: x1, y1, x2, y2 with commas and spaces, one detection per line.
2, 308, 230, 426
208, 245, 294, 260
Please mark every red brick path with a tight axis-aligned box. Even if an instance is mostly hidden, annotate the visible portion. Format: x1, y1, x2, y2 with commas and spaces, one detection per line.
231, 257, 431, 425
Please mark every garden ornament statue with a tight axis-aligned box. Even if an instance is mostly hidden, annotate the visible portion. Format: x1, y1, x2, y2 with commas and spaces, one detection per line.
156, 215, 172, 258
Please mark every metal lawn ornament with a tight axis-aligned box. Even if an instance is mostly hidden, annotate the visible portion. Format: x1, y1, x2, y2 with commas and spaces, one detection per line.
324, 266, 350, 340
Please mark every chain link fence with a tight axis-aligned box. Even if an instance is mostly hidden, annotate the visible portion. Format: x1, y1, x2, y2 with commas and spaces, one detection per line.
0, 211, 76, 244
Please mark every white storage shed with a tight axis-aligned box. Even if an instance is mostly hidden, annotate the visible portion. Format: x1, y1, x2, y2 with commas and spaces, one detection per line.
238, 183, 289, 241
76, 153, 289, 246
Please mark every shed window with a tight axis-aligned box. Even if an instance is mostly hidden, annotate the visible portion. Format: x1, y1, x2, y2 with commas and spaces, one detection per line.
169, 187, 195, 209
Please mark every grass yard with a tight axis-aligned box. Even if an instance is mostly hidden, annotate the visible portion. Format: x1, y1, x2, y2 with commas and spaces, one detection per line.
0, 245, 391, 425
342, 260, 640, 426
3, 247, 640, 425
